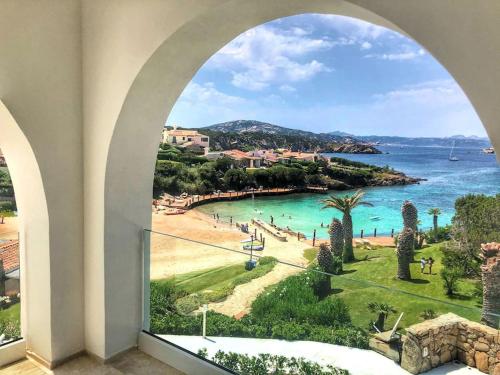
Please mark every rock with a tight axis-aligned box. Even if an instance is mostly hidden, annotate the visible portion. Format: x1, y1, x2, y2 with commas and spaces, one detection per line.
494, 363, 500, 375
475, 351, 489, 373
431, 355, 440, 367
475, 342, 490, 352
401, 336, 423, 374
440, 350, 452, 364
330, 143, 382, 154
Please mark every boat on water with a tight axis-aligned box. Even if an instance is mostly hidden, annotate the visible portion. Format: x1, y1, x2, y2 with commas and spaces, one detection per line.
482, 147, 495, 154
449, 141, 459, 161
370, 216, 381, 221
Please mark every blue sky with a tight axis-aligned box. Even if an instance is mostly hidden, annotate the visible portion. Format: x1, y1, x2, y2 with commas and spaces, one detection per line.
167, 14, 486, 137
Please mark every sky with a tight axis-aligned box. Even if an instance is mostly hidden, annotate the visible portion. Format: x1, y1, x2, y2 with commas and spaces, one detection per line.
166, 14, 486, 137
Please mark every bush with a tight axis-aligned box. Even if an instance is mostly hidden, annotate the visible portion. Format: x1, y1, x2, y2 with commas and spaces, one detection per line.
150, 269, 368, 349
425, 225, 452, 244
0, 318, 21, 341
205, 350, 350, 375
441, 267, 462, 296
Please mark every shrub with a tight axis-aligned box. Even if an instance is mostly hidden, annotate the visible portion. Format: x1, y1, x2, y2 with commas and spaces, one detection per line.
258, 256, 277, 266
206, 350, 350, 375
420, 309, 437, 320
175, 294, 203, 315
0, 318, 21, 341
441, 267, 462, 296
425, 225, 452, 244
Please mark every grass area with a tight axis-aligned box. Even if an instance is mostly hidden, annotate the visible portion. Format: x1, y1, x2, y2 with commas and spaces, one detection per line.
304, 244, 481, 330
158, 257, 278, 314
0, 302, 20, 322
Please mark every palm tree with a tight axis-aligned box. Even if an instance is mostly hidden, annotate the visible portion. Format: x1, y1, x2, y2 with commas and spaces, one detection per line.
322, 190, 373, 262
368, 302, 397, 331
427, 208, 441, 232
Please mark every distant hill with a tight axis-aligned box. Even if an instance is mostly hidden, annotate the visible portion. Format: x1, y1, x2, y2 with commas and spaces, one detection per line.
196, 120, 380, 153
355, 135, 491, 148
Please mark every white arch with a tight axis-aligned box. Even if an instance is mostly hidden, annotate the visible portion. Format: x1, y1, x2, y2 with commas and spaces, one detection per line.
95, 0, 499, 358
0, 100, 52, 361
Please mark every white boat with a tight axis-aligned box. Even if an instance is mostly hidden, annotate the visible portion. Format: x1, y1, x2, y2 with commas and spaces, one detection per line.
449, 141, 459, 161
482, 147, 495, 154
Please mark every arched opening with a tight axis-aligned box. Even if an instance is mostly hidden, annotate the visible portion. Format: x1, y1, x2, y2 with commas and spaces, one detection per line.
0, 101, 52, 364
98, 0, 499, 371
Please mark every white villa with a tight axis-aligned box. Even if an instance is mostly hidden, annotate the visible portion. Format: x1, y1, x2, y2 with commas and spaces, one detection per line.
162, 124, 209, 149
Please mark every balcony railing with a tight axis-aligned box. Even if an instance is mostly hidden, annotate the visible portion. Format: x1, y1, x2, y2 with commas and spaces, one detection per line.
141, 227, 498, 375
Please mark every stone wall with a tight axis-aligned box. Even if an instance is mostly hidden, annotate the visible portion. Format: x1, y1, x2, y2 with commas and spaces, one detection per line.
401, 313, 499, 374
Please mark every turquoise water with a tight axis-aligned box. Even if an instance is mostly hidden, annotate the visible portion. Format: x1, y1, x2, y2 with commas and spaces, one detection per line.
197, 146, 499, 239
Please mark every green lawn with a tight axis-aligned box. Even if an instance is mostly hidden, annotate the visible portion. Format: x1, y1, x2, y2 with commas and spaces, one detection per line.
0, 302, 20, 322
304, 244, 481, 330
159, 258, 278, 314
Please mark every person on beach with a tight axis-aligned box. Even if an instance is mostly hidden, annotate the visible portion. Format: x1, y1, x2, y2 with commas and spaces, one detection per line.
270, 215, 274, 225
420, 257, 426, 273
321, 222, 324, 228
428, 257, 434, 274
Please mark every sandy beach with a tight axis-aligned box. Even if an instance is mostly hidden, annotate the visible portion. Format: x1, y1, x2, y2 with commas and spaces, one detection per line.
0, 216, 19, 240
150, 209, 310, 280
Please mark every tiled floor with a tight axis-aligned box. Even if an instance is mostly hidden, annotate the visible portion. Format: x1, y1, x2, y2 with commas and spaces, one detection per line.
0, 349, 184, 374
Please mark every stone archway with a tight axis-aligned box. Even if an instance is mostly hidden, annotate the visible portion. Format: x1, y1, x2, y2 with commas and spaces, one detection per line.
94, 0, 499, 359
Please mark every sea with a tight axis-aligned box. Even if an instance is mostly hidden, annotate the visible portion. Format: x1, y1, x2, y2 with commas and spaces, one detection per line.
197, 146, 499, 239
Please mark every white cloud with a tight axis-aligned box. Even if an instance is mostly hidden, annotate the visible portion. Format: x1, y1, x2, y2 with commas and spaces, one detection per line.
360, 41, 372, 50
365, 47, 425, 61
372, 79, 466, 107
279, 84, 296, 93
178, 82, 248, 106
206, 25, 333, 91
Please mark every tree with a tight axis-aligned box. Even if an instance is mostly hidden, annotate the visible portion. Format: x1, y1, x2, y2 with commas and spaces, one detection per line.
368, 302, 396, 331
321, 190, 373, 262
316, 243, 333, 296
223, 169, 249, 191
479, 243, 500, 328
450, 194, 500, 276
402, 200, 418, 257
328, 218, 344, 273
427, 208, 441, 232
441, 267, 462, 296
396, 227, 413, 280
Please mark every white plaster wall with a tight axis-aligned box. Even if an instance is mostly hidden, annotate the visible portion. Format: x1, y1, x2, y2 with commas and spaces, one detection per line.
0, 0, 498, 366
0, 0, 84, 364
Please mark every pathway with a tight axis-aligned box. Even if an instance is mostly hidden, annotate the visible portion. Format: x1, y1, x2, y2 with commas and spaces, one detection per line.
206, 263, 302, 317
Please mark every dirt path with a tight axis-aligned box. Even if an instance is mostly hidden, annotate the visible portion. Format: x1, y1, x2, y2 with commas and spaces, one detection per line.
206, 262, 304, 317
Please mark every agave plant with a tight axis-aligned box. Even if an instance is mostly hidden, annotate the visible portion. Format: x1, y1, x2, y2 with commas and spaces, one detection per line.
317, 242, 333, 273
396, 227, 413, 280
402, 200, 418, 232
322, 190, 373, 262
328, 218, 344, 258
368, 302, 397, 331
427, 207, 441, 232
316, 243, 333, 296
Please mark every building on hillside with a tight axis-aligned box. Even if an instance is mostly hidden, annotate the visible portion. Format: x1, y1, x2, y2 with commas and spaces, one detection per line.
223, 149, 264, 168
0, 240, 20, 296
162, 124, 209, 150
279, 150, 319, 164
